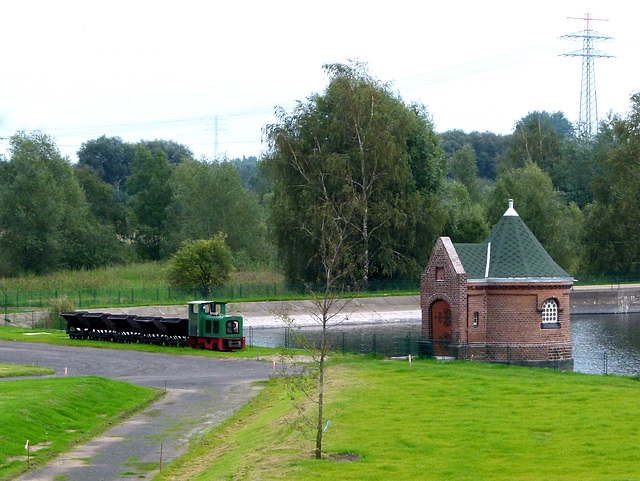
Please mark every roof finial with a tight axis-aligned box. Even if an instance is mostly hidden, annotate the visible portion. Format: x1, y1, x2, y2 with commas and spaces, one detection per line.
504, 198, 519, 217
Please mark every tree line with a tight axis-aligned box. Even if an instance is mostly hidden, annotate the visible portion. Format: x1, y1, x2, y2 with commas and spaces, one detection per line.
0, 134, 269, 277
1, 61, 638, 283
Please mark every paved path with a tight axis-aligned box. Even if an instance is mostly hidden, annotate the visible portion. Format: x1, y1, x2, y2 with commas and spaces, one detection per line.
0, 342, 274, 480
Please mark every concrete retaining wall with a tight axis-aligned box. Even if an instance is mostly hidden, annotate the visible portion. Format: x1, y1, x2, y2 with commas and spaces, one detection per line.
570, 286, 640, 315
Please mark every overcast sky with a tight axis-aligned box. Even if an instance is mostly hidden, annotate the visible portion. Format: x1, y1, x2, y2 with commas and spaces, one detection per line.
0, 0, 636, 162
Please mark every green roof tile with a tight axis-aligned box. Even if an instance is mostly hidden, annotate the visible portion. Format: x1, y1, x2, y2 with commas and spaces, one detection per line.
453, 200, 571, 281
453, 243, 488, 279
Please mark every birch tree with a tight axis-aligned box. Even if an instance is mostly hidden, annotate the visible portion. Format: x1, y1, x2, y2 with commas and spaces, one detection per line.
264, 61, 445, 285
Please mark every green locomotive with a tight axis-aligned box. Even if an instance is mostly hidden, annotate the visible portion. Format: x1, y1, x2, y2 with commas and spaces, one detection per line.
187, 300, 245, 351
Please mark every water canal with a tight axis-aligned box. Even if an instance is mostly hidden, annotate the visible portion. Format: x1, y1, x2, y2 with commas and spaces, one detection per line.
249, 313, 640, 376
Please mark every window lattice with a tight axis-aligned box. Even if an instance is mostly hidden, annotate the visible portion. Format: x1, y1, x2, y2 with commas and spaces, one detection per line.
541, 299, 558, 323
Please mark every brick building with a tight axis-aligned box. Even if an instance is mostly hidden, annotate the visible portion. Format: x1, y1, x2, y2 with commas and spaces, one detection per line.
420, 200, 574, 369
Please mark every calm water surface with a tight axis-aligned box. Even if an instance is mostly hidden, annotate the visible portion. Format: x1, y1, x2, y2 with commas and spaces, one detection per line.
250, 313, 640, 376
572, 313, 640, 375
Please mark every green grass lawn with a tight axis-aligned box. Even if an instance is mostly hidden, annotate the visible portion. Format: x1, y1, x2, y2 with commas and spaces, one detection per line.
156, 358, 640, 481
0, 363, 54, 378
0, 374, 160, 479
0, 325, 281, 360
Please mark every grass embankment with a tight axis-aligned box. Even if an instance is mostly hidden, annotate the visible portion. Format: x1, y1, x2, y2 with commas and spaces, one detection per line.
0, 262, 289, 313
0, 262, 284, 292
0, 370, 160, 479
157, 359, 640, 481
0, 262, 419, 315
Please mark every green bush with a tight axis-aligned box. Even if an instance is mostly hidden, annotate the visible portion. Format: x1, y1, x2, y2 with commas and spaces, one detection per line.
166, 234, 234, 295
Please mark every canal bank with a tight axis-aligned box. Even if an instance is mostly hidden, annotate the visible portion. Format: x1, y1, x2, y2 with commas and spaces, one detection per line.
82, 285, 640, 325
5, 285, 640, 329
571, 284, 640, 315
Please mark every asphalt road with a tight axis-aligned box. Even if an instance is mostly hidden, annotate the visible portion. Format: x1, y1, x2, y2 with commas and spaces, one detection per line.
0, 341, 274, 481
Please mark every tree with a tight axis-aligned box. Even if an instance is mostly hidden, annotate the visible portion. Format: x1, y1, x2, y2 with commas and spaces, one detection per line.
502, 111, 567, 174
264, 61, 445, 284
77, 135, 135, 193
441, 180, 489, 243
448, 144, 481, 201
0, 132, 121, 274
75, 165, 129, 235
439, 130, 510, 179
166, 235, 234, 293
138, 139, 194, 164
276, 154, 359, 460
550, 138, 602, 208
127, 145, 173, 260
582, 93, 640, 273
168, 158, 270, 266
486, 162, 584, 272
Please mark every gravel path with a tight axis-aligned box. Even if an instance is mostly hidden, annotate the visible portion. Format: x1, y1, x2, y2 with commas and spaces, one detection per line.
0, 341, 274, 480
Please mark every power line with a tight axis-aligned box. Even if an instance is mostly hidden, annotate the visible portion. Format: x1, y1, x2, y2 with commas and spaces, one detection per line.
0, 38, 573, 156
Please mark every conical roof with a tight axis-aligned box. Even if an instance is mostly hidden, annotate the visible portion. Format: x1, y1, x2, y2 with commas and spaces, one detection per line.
454, 200, 572, 281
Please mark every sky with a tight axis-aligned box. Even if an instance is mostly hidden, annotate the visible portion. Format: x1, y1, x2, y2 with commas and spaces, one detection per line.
0, 0, 637, 162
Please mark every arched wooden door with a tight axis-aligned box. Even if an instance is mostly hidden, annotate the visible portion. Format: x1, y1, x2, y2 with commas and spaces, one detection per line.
431, 300, 452, 356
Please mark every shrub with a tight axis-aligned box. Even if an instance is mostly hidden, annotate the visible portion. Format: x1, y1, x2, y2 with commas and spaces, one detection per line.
166, 234, 234, 295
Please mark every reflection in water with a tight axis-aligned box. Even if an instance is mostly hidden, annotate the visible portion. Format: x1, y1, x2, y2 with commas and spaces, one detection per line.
249, 313, 640, 376
572, 313, 640, 375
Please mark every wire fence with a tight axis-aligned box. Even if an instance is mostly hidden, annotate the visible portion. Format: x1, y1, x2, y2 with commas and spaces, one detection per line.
2, 272, 640, 313
246, 326, 423, 358
246, 326, 640, 377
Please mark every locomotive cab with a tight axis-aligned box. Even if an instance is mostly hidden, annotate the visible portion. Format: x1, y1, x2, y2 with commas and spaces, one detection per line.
187, 301, 245, 351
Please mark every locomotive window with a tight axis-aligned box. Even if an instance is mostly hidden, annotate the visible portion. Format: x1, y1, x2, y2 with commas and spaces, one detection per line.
213, 321, 219, 334
226, 320, 239, 334
192, 304, 198, 314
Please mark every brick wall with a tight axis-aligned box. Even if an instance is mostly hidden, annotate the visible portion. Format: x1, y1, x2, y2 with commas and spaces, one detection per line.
420, 238, 467, 344
421, 237, 573, 363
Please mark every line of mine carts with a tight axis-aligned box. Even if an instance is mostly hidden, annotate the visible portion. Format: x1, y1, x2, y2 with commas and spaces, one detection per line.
60, 300, 245, 351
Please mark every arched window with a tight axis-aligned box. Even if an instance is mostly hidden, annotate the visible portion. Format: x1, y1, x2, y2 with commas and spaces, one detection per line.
541, 299, 558, 324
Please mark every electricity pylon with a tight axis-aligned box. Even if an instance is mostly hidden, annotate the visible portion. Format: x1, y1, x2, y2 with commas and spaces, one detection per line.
561, 13, 614, 139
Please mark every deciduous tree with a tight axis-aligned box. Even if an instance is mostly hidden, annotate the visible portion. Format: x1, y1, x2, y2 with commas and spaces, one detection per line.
168, 158, 270, 266
583, 93, 640, 273
127, 145, 173, 260
77, 135, 135, 193
487, 161, 583, 272
0, 132, 121, 274
264, 61, 445, 284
